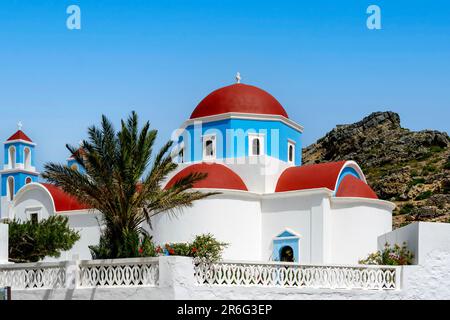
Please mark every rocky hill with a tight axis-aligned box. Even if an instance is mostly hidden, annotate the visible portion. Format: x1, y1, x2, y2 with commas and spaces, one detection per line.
303, 111, 450, 228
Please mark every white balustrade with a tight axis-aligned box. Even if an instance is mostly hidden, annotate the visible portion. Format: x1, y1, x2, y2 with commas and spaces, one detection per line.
0, 262, 66, 289
194, 260, 401, 290
1, 258, 401, 291
79, 257, 159, 287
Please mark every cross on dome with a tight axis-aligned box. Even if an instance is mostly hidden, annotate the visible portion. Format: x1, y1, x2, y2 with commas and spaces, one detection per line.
235, 72, 241, 84
17, 121, 23, 130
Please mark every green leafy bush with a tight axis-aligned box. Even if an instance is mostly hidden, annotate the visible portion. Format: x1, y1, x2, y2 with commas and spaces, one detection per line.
156, 233, 228, 262
8, 216, 80, 263
415, 190, 433, 201
430, 146, 444, 153
190, 233, 229, 262
421, 164, 437, 175
444, 162, 450, 170
410, 170, 419, 177
359, 242, 414, 265
399, 203, 414, 215
442, 180, 450, 194
90, 230, 157, 259
408, 178, 425, 187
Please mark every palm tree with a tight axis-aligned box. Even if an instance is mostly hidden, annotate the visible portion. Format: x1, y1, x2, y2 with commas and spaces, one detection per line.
42, 111, 215, 259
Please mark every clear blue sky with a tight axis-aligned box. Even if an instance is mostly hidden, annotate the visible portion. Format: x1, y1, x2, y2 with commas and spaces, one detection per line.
0, 0, 449, 172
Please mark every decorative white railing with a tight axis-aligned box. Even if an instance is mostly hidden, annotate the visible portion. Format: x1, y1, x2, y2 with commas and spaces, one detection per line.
194, 260, 401, 290
79, 258, 159, 287
0, 262, 66, 289
0, 258, 401, 291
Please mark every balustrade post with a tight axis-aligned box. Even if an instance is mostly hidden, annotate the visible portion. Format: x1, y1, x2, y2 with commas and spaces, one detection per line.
65, 255, 80, 289
395, 267, 402, 290
158, 256, 196, 299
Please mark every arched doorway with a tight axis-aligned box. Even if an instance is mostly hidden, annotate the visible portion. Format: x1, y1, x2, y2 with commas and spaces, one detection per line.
280, 246, 294, 262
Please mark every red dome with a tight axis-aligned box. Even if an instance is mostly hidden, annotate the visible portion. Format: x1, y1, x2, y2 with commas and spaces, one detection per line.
165, 163, 248, 191
42, 183, 90, 212
190, 84, 288, 119
276, 161, 347, 192
335, 175, 378, 199
7, 130, 33, 143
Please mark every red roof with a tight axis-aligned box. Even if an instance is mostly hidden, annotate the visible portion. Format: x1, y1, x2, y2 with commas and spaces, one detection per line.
7, 130, 33, 143
165, 163, 248, 191
275, 161, 347, 192
335, 175, 378, 199
41, 183, 90, 212
190, 84, 289, 119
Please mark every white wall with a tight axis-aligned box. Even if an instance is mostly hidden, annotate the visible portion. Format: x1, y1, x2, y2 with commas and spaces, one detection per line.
12, 186, 55, 221
0, 224, 8, 263
378, 222, 450, 265
330, 198, 393, 264
261, 191, 328, 264
226, 156, 291, 193
149, 193, 262, 261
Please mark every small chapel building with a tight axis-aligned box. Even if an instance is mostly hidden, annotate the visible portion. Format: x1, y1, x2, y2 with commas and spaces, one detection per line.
0, 78, 395, 264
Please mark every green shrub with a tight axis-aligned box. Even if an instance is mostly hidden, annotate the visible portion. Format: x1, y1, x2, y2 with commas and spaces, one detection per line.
90, 230, 157, 259
157, 233, 228, 262
163, 242, 192, 256
430, 146, 444, 153
417, 152, 432, 161
359, 242, 414, 265
444, 162, 450, 170
442, 180, 450, 194
8, 216, 80, 263
399, 203, 414, 215
421, 164, 437, 175
190, 233, 229, 262
408, 178, 425, 187
415, 190, 433, 201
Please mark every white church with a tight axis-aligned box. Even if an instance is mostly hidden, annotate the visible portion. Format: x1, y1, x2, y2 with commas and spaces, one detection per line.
0, 78, 395, 265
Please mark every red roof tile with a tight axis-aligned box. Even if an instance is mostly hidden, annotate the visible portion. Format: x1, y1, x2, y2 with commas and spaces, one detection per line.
165, 163, 248, 191
41, 183, 90, 212
7, 130, 33, 143
190, 84, 288, 119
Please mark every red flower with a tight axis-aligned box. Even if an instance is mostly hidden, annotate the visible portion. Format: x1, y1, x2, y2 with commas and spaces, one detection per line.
191, 247, 197, 253
138, 247, 143, 254
169, 249, 175, 255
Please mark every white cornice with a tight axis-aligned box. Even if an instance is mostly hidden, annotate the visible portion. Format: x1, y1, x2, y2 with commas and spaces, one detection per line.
4, 139, 36, 146
330, 197, 396, 210
0, 169, 39, 175
57, 209, 100, 215
178, 112, 304, 133
262, 188, 333, 199
186, 187, 334, 199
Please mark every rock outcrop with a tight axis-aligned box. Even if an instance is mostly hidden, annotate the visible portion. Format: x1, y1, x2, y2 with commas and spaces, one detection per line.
303, 111, 450, 228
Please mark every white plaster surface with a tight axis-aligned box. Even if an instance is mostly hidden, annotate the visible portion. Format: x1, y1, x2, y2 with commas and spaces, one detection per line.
378, 222, 450, 265
330, 198, 393, 264
0, 223, 8, 263
149, 194, 262, 261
